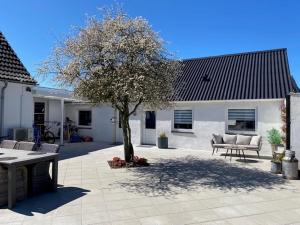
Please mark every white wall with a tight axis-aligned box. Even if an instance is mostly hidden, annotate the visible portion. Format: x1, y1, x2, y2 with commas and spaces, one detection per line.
290, 94, 300, 161
1, 82, 34, 135
48, 100, 62, 123
130, 99, 283, 155
65, 103, 114, 143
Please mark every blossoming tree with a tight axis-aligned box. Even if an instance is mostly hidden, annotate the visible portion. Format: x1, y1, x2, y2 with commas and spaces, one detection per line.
40, 8, 181, 163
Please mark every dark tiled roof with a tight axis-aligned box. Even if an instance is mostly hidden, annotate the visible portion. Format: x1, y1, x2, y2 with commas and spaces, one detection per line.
0, 32, 36, 84
174, 49, 299, 101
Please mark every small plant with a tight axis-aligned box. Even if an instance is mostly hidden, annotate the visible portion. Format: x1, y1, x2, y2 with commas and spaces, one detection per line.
271, 152, 285, 163
111, 157, 126, 168
159, 132, 167, 138
133, 156, 149, 166
108, 156, 149, 168
267, 128, 282, 145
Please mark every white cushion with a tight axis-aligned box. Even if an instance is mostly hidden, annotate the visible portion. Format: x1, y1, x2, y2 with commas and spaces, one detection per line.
223, 134, 237, 144
212, 134, 223, 144
236, 135, 252, 145
250, 135, 261, 146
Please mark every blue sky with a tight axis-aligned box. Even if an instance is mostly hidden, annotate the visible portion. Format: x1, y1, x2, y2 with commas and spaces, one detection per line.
1, 0, 300, 87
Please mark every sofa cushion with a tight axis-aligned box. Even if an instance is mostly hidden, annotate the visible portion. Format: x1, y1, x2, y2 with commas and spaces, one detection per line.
250, 135, 261, 146
236, 135, 252, 145
223, 134, 237, 144
235, 145, 259, 150
212, 134, 223, 144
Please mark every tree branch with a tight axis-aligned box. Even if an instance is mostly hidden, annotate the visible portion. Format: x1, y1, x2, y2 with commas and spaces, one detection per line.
129, 98, 143, 116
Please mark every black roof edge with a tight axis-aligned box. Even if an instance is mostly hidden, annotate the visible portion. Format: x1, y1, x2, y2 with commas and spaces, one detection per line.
182, 48, 287, 62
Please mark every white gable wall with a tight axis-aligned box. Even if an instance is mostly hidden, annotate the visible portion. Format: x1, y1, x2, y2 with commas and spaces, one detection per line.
1, 82, 34, 136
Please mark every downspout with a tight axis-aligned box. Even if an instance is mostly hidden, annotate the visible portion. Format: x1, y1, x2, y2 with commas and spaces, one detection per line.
0, 81, 8, 137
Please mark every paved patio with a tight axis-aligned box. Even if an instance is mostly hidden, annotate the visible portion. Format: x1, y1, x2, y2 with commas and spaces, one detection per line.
1, 143, 300, 225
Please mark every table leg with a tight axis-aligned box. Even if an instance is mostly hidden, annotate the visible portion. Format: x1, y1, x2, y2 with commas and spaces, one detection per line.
230, 149, 232, 161
242, 150, 246, 161
7, 166, 16, 209
27, 165, 33, 196
225, 149, 228, 158
51, 157, 58, 191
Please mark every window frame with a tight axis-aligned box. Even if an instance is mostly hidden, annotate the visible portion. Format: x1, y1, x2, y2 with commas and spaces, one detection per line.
77, 110, 92, 128
172, 109, 193, 132
226, 107, 257, 134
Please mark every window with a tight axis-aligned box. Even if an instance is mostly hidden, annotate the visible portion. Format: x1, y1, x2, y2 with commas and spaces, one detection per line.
78, 110, 92, 126
228, 109, 255, 131
145, 111, 156, 129
174, 110, 192, 129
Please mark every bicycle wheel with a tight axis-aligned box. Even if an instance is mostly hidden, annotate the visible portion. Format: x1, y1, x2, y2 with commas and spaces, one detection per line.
44, 131, 55, 144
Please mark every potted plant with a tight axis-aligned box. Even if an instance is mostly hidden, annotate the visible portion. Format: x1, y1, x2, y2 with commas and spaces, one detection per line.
267, 128, 284, 174
157, 132, 168, 149
267, 128, 282, 157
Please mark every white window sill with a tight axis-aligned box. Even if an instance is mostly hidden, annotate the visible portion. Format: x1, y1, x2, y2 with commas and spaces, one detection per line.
171, 130, 194, 134
227, 130, 257, 135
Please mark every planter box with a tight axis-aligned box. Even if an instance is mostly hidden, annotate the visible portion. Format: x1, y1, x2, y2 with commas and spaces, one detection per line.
282, 160, 299, 180
271, 161, 282, 174
157, 137, 168, 149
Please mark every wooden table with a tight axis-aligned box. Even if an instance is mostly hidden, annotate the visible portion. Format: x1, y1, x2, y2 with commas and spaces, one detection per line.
224, 145, 246, 161
0, 148, 58, 209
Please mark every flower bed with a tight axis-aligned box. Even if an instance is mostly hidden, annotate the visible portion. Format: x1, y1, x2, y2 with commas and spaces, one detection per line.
107, 156, 149, 169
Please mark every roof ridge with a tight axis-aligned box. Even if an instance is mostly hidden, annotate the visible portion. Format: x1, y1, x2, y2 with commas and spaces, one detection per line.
182, 48, 287, 61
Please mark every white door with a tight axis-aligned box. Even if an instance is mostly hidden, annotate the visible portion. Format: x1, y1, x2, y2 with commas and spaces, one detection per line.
142, 111, 156, 145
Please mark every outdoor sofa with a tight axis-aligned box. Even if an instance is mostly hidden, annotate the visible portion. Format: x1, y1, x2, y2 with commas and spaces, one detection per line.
211, 134, 262, 157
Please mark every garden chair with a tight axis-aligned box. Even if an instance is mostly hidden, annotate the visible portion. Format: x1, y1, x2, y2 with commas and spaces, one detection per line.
0, 140, 17, 149
14, 141, 36, 151
31, 143, 59, 194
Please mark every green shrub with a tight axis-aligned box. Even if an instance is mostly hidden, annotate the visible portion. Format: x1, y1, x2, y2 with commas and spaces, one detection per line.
267, 128, 282, 145
159, 132, 167, 138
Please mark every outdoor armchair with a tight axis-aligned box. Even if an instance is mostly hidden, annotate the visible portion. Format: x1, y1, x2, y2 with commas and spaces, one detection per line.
0, 140, 17, 149
14, 141, 36, 151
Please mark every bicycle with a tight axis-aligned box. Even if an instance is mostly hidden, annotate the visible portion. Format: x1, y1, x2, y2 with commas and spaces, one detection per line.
33, 121, 60, 145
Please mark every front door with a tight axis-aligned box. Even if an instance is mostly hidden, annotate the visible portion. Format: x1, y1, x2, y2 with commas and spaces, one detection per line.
142, 111, 156, 145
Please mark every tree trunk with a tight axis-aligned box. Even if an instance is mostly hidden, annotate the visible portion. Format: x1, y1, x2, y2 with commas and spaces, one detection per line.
121, 111, 134, 163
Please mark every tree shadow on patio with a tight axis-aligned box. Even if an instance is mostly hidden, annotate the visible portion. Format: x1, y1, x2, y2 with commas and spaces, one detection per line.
10, 186, 90, 216
115, 156, 288, 195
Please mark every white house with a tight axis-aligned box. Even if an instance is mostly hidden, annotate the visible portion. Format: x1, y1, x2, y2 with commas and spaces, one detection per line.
126, 49, 299, 155
0, 32, 36, 138
1, 32, 299, 156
